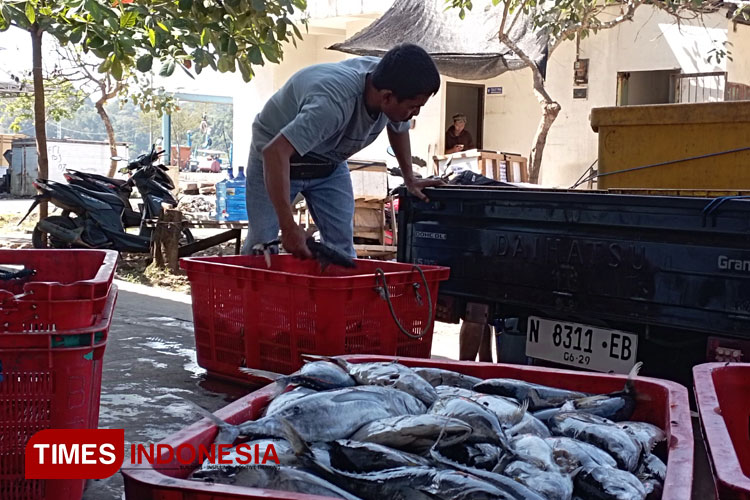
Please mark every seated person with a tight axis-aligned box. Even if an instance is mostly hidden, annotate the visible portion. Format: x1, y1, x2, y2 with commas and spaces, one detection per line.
445, 113, 474, 154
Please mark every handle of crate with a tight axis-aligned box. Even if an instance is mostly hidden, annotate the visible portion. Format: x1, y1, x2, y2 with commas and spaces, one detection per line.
374, 266, 433, 340
0, 289, 33, 310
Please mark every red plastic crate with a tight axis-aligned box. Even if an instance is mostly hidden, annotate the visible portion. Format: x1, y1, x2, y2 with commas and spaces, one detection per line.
122, 355, 693, 500
0, 285, 117, 500
694, 362, 750, 499
0, 249, 118, 332
180, 255, 450, 383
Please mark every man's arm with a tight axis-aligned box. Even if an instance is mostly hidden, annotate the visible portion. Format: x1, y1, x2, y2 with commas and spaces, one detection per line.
261, 133, 313, 259
387, 128, 444, 202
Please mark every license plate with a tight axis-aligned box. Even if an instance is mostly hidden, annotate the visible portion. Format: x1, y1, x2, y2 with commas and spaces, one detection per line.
525, 316, 638, 374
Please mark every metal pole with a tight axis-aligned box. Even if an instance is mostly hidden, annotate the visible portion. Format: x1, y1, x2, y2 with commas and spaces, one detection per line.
162, 112, 172, 165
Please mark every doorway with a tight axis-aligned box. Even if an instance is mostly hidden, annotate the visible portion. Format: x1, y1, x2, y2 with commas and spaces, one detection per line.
616, 70, 680, 106
445, 82, 484, 153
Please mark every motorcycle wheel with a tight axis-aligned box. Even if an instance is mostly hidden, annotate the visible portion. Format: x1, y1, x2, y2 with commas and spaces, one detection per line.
32, 215, 80, 249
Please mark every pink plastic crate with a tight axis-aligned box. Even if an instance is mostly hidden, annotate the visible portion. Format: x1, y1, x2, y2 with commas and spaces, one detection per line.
694, 362, 750, 499
0, 285, 117, 500
181, 255, 450, 383
0, 249, 118, 332
122, 355, 693, 500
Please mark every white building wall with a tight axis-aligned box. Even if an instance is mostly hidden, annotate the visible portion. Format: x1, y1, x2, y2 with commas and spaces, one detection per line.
727, 21, 750, 84
154, 3, 731, 186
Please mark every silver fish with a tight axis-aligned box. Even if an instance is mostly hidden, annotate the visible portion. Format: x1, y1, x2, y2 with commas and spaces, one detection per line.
283, 418, 518, 500
264, 386, 317, 416
545, 436, 618, 470
552, 362, 643, 422
350, 414, 472, 452
436, 385, 479, 399
503, 460, 575, 500
509, 434, 572, 472
199, 464, 364, 499
574, 465, 647, 500
429, 443, 546, 500
414, 367, 483, 389
439, 442, 506, 471
329, 439, 432, 472
616, 421, 666, 453
472, 394, 550, 438
325, 357, 439, 405
311, 464, 524, 500
429, 396, 511, 450
637, 453, 666, 499
473, 378, 589, 411
549, 412, 642, 472
239, 360, 355, 390
237, 386, 426, 442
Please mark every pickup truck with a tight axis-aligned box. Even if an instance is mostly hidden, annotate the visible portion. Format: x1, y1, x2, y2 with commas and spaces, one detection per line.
396, 185, 750, 387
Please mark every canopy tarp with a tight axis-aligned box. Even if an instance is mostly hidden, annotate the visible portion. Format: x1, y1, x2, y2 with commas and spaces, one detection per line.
328, 0, 549, 80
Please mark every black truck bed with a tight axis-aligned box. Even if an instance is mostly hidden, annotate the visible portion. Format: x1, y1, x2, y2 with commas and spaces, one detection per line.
397, 186, 750, 385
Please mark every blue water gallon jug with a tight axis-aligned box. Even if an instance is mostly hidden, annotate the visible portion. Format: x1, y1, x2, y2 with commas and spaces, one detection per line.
225, 166, 247, 221
215, 177, 229, 221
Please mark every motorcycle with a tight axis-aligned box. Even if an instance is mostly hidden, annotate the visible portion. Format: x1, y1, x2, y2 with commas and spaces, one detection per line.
21, 146, 194, 251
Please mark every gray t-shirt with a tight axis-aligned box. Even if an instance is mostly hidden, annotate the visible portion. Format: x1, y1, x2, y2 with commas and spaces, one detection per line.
250, 56, 411, 164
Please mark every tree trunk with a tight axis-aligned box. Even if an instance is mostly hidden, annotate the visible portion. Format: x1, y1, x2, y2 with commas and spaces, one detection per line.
30, 26, 48, 222
526, 67, 561, 184
528, 100, 561, 184
149, 208, 183, 273
96, 101, 119, 177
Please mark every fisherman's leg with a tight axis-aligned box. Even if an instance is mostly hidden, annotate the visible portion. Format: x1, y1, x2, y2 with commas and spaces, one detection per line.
459, 321, 486, 361
478, 324, 493, 362
459, 302, 491, 361
241, 155, 302, 254
301, 162, 356, 258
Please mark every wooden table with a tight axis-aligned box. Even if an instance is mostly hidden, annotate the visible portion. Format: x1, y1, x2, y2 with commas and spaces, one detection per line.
177, 219, 246, 258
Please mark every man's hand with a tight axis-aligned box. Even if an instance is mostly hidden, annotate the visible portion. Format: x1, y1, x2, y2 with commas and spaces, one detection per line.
405, 177, 445, 202
281, 223, 314, 259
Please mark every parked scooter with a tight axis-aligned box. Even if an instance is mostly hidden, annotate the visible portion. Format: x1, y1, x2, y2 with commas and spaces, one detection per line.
21, 146, 193, 251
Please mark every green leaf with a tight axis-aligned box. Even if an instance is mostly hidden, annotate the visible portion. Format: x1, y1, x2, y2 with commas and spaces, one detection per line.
148, 28, 156, 47
238, 57, 252, 81
178, 0, 193, 9
157, 21, 169, 32
136, 53, 153, 72
248, 45, 263, 65
252, 0, 266, 12
25, 2, 35, 24
217, 55, 235, 72
159, 59, 176, 77
111, 58, 123, 80
260, 43, 278, 63
120, 10, 137, 28
98, 58, 112, 73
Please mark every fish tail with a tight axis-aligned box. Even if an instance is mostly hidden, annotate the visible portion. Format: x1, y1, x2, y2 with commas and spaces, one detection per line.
279, 418, 340, 478
510, 399, 529, 426
300, 353, 349, 371
279, 418, 314, 457
624, 361, 643, 394
238, 366, 288, 384
179, 397, 241, 445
